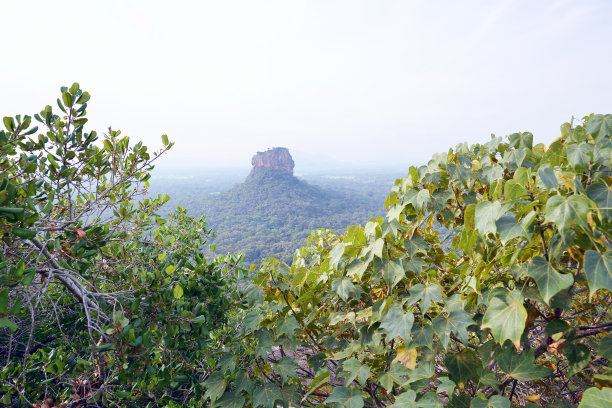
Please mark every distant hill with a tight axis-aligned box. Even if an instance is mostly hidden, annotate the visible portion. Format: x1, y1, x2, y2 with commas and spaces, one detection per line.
199, 148, 385, 264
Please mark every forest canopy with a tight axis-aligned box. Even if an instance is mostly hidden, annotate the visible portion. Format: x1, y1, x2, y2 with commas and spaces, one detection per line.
1, 86, 611, 407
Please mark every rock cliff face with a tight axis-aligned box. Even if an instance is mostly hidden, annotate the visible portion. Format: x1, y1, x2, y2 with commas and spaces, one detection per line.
249, 147, 295, 177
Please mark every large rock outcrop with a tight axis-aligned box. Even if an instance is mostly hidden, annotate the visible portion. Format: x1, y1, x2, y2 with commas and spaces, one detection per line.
249, 147, 295, 177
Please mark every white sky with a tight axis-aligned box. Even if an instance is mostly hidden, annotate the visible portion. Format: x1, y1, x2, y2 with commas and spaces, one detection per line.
1, 0, 611, 170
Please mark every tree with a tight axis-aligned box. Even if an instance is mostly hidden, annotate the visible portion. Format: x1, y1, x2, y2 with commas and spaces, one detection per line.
0, 84, 243, 406
215, 115, 612, 407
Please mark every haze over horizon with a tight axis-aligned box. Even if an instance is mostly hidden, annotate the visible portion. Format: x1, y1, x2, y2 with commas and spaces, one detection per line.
2, 0, 610, 170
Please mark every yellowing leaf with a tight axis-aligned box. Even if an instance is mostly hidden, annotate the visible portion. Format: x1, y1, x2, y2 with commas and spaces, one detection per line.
392, 345, 417, 369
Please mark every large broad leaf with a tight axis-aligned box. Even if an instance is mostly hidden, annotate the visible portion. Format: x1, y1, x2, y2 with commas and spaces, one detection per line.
578, 386, 612, 408
436, 377, 456, 396
340, 358, 371, 385
481, 289, 526, 349
411, 323, 434, 349
277, 315, 300, 337
203, 372, 226, 404
587, 182, 612, 221
586, 114, 612, 139
332, 277, 363, 301
496, 214, 528, 245
253, 383, 283, 408
381, 303, 414, 341
275, 356, 300, 382
444, 349, 482, 385
415, 392, 442, 408
382, 259, 406, 290
497, 347, 553, 381
471, 395, 511, 408
538, 167, 558, 190
597, 336, 612, 359
566, 343, 591, 377
324, 386, 365, 408
567, 142, 592, 170
213, 392, 245, 408
475, 201, 503, 236
408, 283, 443, 312
390, 390, 417, 408
544, 194, 591, 232
527, 256, 573, 304
433, 309, 473, 348
583, 250, 612, 296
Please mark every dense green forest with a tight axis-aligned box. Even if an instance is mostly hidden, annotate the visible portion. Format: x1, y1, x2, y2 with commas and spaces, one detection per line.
147, 167, 396, 264
1, 85, 611, 408
198, 168, 385, 263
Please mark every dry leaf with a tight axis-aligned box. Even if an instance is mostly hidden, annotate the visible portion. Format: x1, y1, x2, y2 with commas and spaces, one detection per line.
547, 338, 566, 356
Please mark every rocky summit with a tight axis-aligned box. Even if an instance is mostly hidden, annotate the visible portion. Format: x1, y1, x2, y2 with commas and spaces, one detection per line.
249, 147, 295, 177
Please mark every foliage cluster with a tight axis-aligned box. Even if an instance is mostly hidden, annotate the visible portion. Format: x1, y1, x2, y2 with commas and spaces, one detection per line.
0, 84, 243, 406
209, 114, 612, 407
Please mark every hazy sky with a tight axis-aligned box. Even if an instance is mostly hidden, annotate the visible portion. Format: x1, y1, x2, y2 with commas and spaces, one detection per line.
1, 0, 610, 170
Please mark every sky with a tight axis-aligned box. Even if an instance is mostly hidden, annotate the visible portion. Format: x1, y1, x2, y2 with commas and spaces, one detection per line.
1, 0, 611, 171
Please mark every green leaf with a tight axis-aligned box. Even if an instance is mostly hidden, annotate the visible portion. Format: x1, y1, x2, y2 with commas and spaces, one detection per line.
545, 194, 591, 232
585, 114, 612, 139
587, 182, 612, 220
538, 167, 558, 190
213, 392, 245, 408
62, 91, 73, 107
597, 336, 612, 359
408, 283, 443, 312
504, 180, 527, 200
161, 134, 169, 146
444, 348, 482, 385
253, 383, 283, 408
302, 370, 330, 400
501, 148, 527, 170
11, 227, 36, 239
0, 318, 16, 332
567, 142, 592, 170
471, 395, 510, 408
390, 390, 417, 407
277, 315, 300, 337
325, 386, 364, 408
566, 343, 591, 377
415, 392, 442, 408
340, 358, 371, 385
496, 214, 528, 245
411, 323, 434, 349
76, 91, 90, 104
448, 395, 471, 408
497, 347, 553, 381
578, 386, 612, 408
481, 289, 527, 348
584, 250, 612, 296
0, 288, 7, 314
436, 377, 456, 396
432, 309, 473, 348
475, 201, 503, 236
527, 256, 574, 304
275, 356, 299, 382
173, 284, 184, 299
332, 277, 362, 302
382, 258, 405, 290
381, 303, 414, 341
545, 319, 570, 337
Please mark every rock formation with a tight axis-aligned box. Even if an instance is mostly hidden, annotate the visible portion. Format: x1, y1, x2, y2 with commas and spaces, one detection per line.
249, 147, 295, 177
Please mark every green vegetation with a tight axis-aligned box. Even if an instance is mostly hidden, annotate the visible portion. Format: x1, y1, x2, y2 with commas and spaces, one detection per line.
1, 85, 611, 407
201, 168, 384, 263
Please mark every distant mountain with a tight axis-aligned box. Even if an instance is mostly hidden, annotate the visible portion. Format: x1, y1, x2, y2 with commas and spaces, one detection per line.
200, 148, 384, 264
